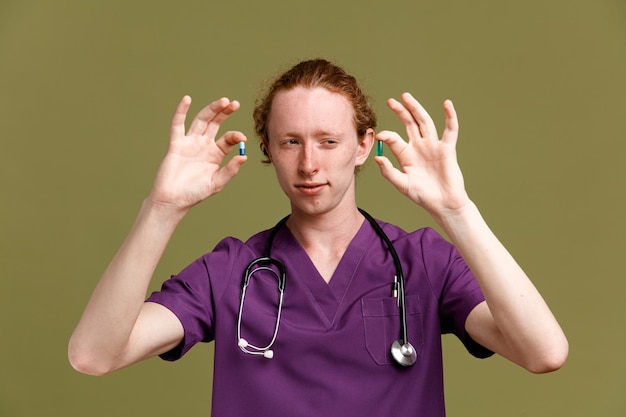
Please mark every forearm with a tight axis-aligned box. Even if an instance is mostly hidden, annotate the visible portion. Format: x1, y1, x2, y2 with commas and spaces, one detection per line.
68, 198, 185, 372
432, 201, 568, 371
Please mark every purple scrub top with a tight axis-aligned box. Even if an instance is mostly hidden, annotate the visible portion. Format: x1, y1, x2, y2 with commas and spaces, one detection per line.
147, 218, 492, 417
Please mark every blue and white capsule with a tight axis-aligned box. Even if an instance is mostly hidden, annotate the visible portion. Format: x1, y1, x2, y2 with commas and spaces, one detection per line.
239, 141, 246, 156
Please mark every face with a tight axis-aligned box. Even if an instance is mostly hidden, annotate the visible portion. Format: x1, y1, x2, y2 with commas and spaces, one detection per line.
266, 86, 374, 217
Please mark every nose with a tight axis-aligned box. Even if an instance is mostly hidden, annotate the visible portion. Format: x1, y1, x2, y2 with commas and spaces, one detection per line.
298, 142, 319, 176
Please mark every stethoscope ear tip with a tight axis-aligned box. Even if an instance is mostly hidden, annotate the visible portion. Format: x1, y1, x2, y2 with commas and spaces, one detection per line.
238, 338, 275, 359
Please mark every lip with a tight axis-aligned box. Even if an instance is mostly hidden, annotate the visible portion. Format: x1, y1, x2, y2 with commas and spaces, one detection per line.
295, 182, 327, 195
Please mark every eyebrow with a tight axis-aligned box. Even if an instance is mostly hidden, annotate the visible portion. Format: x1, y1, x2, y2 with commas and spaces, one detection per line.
274, 129, 346, 139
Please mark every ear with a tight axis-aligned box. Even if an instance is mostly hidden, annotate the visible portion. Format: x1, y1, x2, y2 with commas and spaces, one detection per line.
355, 128, 375, 167
262, 140, 273, 163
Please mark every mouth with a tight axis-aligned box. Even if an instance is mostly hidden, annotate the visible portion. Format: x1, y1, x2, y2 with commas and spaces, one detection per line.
295, 182, 327, 195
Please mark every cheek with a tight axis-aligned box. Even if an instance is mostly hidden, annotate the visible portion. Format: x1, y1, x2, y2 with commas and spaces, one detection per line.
271, 158, 294, 186
270, 150, 291, 169
335, 149, 361, 170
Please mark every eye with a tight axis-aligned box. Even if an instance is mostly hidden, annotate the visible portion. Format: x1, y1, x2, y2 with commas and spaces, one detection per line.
321, 138, 339, 147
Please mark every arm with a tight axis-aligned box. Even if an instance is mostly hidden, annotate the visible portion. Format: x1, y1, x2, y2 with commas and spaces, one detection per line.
68, 96, 247, 375
374, 93, 568, 373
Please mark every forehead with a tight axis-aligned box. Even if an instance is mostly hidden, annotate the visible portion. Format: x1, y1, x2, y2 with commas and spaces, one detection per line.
268, 86, 356, 136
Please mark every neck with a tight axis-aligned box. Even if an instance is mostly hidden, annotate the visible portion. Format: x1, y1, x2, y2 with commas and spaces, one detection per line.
287, 204, 364, 250
285, 205, 364, 283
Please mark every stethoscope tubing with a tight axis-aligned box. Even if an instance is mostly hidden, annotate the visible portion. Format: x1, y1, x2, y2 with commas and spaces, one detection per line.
357, 209, 410, 346
237, 209, 415, 366
237, 265, 285, 353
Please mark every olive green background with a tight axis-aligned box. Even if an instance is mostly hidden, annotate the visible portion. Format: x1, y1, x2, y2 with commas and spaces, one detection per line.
1, 0, 624, 415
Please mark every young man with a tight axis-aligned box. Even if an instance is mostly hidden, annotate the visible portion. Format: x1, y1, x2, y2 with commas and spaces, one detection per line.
69, 59, 567, 416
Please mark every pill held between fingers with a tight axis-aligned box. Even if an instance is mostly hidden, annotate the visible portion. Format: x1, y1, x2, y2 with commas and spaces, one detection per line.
376, 140, 383, 156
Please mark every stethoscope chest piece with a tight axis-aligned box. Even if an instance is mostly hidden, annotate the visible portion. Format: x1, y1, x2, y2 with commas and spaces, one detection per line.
391, 340, 417, 367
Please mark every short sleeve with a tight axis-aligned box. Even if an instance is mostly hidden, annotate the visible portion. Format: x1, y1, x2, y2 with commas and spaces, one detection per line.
146, 237, 245, 361
419, 228, 494, 359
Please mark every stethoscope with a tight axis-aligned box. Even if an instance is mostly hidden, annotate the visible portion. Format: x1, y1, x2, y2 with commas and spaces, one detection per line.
236, 208, 417, 367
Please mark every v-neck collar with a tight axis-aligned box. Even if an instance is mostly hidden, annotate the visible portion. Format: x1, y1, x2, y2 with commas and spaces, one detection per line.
272, 220, 375, 325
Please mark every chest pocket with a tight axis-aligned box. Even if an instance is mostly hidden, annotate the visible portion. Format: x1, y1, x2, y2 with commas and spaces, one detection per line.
361, 295, 423, 365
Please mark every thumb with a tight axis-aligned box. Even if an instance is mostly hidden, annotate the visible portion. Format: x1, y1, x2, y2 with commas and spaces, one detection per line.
374, 156, 407, 192
210, 155, 248, 193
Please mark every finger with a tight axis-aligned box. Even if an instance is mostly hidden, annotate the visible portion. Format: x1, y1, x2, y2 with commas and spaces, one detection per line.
211, 154, 248, 193
441, 99, 459, 146
170, 95, 192, 140
373, 155, 408, 195
204, 100, 240, 140
187, 97, 236, 136
215, 131, 247, 156
386, 97, 422, 141
376, 130, 408, 157
399, 92, 438, 140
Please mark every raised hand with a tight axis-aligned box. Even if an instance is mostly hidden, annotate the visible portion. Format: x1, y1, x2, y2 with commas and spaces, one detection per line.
149, 96, 247, 214
374, 92, 469, 216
